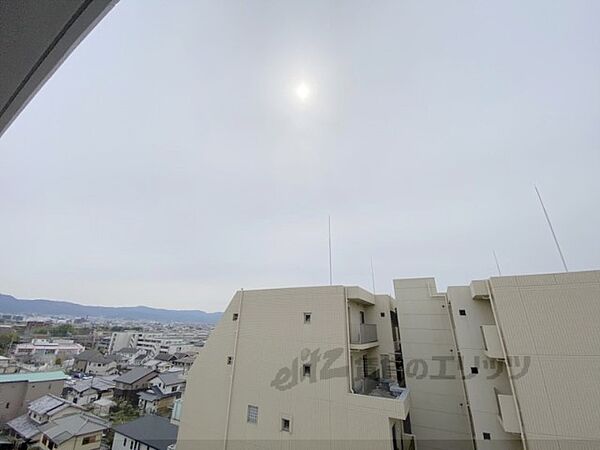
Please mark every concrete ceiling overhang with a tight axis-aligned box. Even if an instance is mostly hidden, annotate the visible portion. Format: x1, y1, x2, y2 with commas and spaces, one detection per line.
0, 0, 118, 138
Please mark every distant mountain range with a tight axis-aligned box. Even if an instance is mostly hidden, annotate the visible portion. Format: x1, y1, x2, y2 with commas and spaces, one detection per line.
0, 293, 222, 324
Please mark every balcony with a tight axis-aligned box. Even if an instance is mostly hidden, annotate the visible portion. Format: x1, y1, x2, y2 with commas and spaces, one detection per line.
495, 389, 520, 433
402, 433, 416, 450
349, 376, 410, 420
481, 325, 504, 359
350, 324, 378, 350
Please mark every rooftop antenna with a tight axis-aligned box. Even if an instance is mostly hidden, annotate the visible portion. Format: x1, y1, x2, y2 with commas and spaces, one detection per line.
492, 250, 502, 276
328, 216, 333, 285
534, 185, 569, 272
370, 257, 376, 293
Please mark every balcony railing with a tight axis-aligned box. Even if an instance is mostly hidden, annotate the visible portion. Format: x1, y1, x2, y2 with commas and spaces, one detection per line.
351, 323, 378, 344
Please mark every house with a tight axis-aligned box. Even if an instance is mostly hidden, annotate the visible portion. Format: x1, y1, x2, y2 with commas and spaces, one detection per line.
111, 415, 178, 450
63, 376, 116, 407
38, 412, 109, 450
137, 371, 186, 416
5, 394, 82, 447
73, 350, 118, 376
113, 348, 147, 368
0, 371, 68, 423
171, 355, 196, 374
113, 368, 156, 405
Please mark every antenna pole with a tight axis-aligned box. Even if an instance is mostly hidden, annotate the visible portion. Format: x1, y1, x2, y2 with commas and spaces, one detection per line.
534, 185, 569, 272
370, 257, 376, 293
328, 216, 333, 285
492, 250, 502, 276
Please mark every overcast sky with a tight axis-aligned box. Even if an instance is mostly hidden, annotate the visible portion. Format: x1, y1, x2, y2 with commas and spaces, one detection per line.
1, 0, 599, 312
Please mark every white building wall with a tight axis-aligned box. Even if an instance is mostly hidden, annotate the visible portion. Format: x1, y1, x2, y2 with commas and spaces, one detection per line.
177, 286, 408, 450
394, 278, 474, 450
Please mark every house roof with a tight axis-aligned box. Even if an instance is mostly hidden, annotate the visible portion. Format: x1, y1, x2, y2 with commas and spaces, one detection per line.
29, 395, 76, 416
154, 353, 176, 362
69, 376, 116, 393
156, 371, 185, 387
113, 415, 178, 450
174, 356, 195, 364
6, 414, 41, 440
114, 367, 155, 385
0, 370, 67, 384
117, 347, 137, 354
75, 349, 118, 364
40, 413, 109, 445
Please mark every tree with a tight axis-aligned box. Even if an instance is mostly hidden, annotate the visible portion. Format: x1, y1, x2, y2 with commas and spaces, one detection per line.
109, 401, 140, 425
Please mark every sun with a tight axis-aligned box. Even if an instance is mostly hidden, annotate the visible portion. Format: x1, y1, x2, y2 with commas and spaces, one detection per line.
295, 82, 311, 102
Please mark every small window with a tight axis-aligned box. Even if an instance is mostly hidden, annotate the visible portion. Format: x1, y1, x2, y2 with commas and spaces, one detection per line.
380, 312, 385, 318
227, 356, 233, 365
459, 309, 466, 316
124, 438, 127, 446
5, 402, 9, 409
304, 313, 311, 324
303, 364, 311, 377
470, 367, 478, 375
483, 432, 491, 440
281, 417, 291, 432
233, 313, 239, 321
247, 405, 258, 424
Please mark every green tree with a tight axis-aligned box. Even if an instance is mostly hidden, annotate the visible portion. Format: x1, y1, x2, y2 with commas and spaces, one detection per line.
110, 401, 140, 425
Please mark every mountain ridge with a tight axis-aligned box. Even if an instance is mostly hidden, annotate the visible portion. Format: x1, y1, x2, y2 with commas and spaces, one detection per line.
0, 293, 222, 324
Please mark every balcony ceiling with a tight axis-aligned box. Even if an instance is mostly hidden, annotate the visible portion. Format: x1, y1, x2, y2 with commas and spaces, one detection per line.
0, 0, 118, 138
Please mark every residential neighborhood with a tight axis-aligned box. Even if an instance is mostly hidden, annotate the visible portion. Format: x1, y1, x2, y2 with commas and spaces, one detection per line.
0, 317, 203, 449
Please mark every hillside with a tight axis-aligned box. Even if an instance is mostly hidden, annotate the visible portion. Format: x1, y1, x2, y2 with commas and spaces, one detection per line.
0, 293, 222, 324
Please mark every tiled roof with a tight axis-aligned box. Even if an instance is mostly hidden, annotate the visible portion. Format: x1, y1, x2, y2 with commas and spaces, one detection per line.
113, 415, 178, 450
40, 413, 109, 445
28, 394, 81, 416
114, 367, 155, 385
6, 414, 41, 440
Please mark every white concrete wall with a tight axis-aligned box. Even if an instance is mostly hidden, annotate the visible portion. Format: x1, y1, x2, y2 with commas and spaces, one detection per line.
177, 286, 407, 450
394, 278, 474, 450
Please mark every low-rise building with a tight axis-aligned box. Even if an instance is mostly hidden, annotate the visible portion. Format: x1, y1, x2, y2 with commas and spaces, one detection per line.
73, 350, 118, 376
5, 394, 82, 447
13, 340, 84, 364
113, 368, 156, 405
0, 371, 68, 423
38, 412, 109, 450
63, 376, 116, 407
137, 371, 186, 416
111, 415, 178, 450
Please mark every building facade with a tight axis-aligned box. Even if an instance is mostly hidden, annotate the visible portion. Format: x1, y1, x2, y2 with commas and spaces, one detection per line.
394, 270, 600, 450
177, 286, 412, 450
0, 371, 67, 424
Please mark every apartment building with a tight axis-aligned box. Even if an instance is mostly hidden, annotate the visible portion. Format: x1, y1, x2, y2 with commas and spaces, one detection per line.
108, 332, 196, 357
177, 286, 412, 450
0, 371, 68, 423
394, 269, 600, 450
13, 340, 84, 363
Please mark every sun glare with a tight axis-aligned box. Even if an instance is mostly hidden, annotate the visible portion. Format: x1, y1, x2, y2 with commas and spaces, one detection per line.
295, 82, 311, 102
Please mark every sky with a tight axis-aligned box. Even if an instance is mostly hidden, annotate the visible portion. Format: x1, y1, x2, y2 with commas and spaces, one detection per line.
1, 0, 599, 312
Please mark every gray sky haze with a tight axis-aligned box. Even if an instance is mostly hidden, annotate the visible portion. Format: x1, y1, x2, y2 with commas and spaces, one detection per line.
1, 0, 599, 311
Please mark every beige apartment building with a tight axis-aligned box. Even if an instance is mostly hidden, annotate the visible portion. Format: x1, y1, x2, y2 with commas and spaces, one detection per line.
177, 269, 600, 450
394, 269, 600, 450
177, 286, 413, 450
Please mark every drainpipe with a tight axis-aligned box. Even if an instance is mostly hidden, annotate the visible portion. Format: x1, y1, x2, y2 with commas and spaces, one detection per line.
343, 287, 355, 394
223, 289, 244, 450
